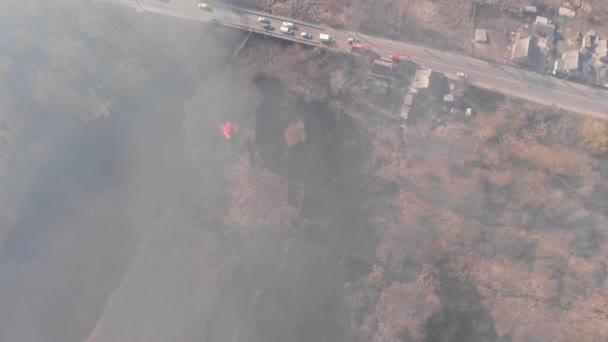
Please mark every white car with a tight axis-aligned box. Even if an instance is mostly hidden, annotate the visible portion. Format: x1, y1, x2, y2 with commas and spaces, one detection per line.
257, 17, 268, 23
282, 21, 295, 29
280, 26, 293, 34
198, 3, 210, 10
456, 72, 468, 78
300, 32, 312, 39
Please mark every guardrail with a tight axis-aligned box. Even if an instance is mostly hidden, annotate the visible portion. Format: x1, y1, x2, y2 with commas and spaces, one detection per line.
212, 19, 322, 48
215, 3, 325, 30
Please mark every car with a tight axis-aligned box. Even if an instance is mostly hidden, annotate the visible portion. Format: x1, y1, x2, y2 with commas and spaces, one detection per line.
347, 37, 360, 45
456, 72, 468, 78
262, 23, 274, 30
280, 26, 293, 34
300, 32, 312, 39
257, 16, 269, 23
282, 21, 295, 29
198, 3, 211, 11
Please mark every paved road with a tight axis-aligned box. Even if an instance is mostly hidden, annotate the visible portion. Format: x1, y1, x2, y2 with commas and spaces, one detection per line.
109, 0, 608, 119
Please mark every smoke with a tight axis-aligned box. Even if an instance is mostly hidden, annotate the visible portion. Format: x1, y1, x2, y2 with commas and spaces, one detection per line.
0, 0, 239, 341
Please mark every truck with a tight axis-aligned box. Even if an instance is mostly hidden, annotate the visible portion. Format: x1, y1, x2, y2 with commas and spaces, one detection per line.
391, 52, 411, 62
319, 33, 332, 43
352, 43, 371, 53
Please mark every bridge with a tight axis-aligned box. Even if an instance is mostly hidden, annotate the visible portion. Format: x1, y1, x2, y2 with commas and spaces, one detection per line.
106, 0, 608, 119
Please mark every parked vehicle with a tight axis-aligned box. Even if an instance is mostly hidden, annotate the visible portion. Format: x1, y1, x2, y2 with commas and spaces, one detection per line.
282, 22, 295, 29
257, 17, 269, 23
456, 72, 468, 78
300, 32, 312, 39
391, 52, 411, 62
280, 26, 293, 34
262, 23, 274, 30
319, 33, 332, 43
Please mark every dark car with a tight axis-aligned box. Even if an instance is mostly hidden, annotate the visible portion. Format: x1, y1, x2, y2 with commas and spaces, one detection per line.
262, 23, 274, 31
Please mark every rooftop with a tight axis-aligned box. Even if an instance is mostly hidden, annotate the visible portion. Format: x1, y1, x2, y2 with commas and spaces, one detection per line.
412, 69, 434, 89
598, 39, 608, 58
372, 59, 394, 77
512, 36, 533, 60
554, 50, 581, 74
534, 17, 555, 37
474, 29, 488, 43
562, 50, 581, 71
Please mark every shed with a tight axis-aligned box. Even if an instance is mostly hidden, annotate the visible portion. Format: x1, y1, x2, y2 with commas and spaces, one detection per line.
474, 29, 488, 43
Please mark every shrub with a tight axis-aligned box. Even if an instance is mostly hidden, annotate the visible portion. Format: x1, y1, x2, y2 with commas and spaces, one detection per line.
581, 118, 608, 155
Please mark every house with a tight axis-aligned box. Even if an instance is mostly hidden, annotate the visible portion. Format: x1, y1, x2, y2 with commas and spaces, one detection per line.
511, 36, 536, 66
372, 59, 394, 77
534, 16, 555, 37
553, 50, 582, 76
474, 29, 488, 43
597, 39, 608, 62
558, 7, 576, 18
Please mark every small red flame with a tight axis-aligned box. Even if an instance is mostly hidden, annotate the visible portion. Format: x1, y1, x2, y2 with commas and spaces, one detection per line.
220, 121, 238, 139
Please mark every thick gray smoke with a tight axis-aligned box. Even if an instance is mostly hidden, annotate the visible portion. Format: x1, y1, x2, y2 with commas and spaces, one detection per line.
0, 1, 239, 341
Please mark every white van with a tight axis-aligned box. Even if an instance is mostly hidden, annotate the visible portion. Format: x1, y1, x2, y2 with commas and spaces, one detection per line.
319, 33, 332, 43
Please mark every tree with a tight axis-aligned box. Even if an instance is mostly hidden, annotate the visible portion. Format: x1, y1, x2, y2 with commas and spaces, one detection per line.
581, 118, 608, 155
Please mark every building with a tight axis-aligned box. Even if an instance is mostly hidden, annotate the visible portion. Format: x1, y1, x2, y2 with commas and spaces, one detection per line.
474, 29, 488, 43
522, 6, 537, 15
558, 7, 576, 18
511, 36, 536, 66
412, 69, 434, 90
583, 31, 597, 50
401, 93, 414, 122
534, 16, 555, 37
597, 39, 608, 62
372, 59, 394, 77
410, 68, 446, 101
553, 50, 582, 76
